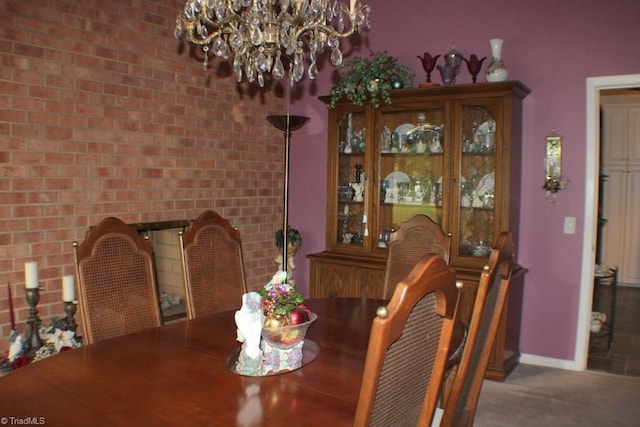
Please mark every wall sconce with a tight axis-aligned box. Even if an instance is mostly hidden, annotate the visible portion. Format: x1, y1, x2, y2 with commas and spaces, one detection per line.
543, 129, 568, 198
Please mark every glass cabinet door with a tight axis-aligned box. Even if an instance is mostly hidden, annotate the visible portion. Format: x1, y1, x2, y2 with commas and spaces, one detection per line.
457, 102, 499, 258
335, 110, 367, 248
375, 106, 446, 251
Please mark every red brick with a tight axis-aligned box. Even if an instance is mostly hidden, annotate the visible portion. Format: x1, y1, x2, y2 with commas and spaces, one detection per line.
44, 127, 73, 140
0, 0, 286, 350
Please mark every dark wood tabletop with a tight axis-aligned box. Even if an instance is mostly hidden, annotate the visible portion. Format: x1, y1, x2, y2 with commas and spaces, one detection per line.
0, 298, 384, 426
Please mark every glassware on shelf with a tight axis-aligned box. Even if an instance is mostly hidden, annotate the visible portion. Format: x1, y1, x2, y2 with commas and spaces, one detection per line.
380, 179, 392, 204
417, 52, 441, 85
380, 126, 392, 153
377, 229, 392, 248
463, 54, 487, 84
397, 182, 411, 203
413, 178, 425, 203
414, 113, 428, 154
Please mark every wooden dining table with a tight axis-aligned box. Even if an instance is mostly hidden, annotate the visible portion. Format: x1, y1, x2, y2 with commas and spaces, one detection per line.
0, 298, 385, 426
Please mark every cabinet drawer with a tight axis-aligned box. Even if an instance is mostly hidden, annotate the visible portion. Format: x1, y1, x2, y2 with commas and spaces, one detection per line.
309, 255, 385, 298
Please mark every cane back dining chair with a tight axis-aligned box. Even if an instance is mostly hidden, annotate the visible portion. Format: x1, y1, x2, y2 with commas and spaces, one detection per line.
382, 214, 452, 300
354, 254, 460, 427
73, 217, 162, 345
381, 213, 461, 406
437, 231, 515, 427
179, 210, 247, 319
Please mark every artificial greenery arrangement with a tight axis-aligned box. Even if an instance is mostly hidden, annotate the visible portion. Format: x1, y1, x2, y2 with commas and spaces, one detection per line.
328, 51, 414, 109
259, 271, 308, 326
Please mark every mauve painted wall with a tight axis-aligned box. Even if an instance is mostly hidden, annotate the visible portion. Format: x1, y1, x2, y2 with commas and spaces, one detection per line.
286, 0, 640, 361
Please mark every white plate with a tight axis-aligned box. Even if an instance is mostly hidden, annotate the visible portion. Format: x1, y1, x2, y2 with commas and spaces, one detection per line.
384, 171, 410, 188
474, 120, 495, 138
407, 123, 442, 136
477, 172, 495, 194
394, 123, 415, 142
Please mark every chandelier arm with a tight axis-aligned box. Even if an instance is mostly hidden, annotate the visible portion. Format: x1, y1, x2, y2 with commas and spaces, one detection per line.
178, 2, 252, 46
293, 22, 356, 42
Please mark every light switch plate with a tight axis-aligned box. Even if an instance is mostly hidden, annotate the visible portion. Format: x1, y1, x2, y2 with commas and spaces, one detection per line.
564, 216, 576, 234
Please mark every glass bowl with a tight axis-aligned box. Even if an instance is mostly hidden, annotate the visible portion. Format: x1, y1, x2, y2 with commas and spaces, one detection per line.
261, 313, 317, 349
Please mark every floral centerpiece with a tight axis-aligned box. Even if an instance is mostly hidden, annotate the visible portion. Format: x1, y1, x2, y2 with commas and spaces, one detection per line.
234, 273, 317, 374
258, 272, 316, 351
33, 322, 82, 360
0, 318, 82, 374
328, 51, 414, 109
258, 271, 310, 328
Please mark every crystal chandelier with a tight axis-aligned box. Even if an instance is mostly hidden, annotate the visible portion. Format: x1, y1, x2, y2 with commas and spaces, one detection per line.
174, 0, 371, 87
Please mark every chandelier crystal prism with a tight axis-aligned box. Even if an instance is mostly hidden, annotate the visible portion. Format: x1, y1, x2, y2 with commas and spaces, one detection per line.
174, 0, 371, 87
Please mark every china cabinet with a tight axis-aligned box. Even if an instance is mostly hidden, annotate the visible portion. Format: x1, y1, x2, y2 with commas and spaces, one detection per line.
308, 81, 530, 380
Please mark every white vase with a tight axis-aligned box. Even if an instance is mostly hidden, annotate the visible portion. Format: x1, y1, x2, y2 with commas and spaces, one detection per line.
485, 38, 508, 82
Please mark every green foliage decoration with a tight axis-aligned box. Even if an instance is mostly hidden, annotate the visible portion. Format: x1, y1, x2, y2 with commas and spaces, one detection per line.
328, 51, 414, 109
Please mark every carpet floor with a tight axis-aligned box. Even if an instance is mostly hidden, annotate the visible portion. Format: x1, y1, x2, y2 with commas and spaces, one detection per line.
473, 364, 640, 426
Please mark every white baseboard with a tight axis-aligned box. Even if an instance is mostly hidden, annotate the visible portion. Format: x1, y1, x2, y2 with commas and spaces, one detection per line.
519, 353, 584, 372
620, 282, 640, 288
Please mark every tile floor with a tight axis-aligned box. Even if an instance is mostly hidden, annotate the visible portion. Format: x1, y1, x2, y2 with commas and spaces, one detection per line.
588, 284, 640, 377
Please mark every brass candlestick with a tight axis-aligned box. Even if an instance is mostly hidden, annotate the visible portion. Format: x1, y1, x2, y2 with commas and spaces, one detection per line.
63, 301, 78, 332
24, 287, 43, 356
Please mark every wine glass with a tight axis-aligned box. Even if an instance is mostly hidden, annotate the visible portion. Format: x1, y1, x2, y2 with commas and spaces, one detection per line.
397, 182, 411, 202
463, 54, 487, 83
417, 52, 440, 84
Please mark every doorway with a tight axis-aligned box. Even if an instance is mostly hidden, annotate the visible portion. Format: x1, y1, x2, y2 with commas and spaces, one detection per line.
576, 74, 640, 372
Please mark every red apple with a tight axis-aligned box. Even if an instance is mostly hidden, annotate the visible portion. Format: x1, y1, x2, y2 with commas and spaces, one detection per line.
289, 308, 310, 324
297, 305, 312, 318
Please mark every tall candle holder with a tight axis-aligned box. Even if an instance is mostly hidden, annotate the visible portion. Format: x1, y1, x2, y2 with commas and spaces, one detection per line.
63, 301, 78, 332
24, 287, 43, 356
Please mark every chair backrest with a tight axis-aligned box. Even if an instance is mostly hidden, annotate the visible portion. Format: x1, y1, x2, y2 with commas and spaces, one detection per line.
73, 217, 162, 345
382, 214, 452, 299
354, 254, 460, 427
439, 231, 515, 427
179, 210, 247, 319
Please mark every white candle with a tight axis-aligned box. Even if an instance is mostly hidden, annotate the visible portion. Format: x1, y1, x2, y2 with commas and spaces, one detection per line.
350, 0, 356, 14
62, 274, 75, 302
25, 261, 39, 289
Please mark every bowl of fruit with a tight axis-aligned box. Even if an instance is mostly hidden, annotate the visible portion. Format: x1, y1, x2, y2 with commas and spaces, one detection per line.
259, 272, 317, 349
261, 308, 317, 349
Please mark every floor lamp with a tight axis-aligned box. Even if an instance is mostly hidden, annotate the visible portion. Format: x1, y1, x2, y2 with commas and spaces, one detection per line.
266, 115, 310, 282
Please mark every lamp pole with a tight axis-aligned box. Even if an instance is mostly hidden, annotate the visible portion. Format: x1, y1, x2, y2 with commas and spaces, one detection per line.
266, 115, 310, 280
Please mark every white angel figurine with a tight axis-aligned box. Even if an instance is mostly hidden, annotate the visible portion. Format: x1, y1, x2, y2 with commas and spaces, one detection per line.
234, 292, 264, 375
352, 182, 364, 202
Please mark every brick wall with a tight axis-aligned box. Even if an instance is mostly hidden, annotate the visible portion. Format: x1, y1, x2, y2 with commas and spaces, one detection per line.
0, 0, 287, 349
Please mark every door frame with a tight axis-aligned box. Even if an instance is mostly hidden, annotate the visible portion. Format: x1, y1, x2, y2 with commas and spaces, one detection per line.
575, 74, 640, 370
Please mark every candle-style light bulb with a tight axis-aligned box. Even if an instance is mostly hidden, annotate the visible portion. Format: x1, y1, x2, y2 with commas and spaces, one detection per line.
25, 261, 39, 289
62, 274, 75, 302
